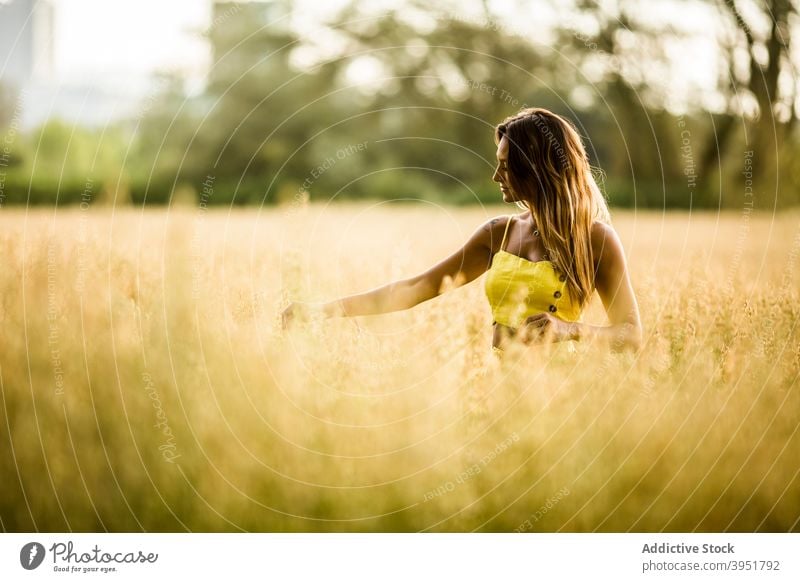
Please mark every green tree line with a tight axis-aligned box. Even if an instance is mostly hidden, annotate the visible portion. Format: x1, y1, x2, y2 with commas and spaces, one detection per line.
1, 0, 797, 209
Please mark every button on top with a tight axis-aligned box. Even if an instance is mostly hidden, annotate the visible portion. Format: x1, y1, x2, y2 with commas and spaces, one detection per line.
549, 305, 557, 313
553, 290, 562, 299
558, 274, 566, 282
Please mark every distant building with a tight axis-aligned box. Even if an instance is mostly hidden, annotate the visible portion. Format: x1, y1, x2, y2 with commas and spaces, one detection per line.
0, 0, 55, 85
0, 0, 176, 128
0, 0, 293, 128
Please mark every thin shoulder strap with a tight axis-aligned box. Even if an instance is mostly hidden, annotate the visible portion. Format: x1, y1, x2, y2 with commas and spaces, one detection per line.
500, 215, 513, 251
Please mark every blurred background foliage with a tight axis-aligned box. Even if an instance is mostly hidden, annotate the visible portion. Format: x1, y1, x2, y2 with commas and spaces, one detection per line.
1, 0, 799, 209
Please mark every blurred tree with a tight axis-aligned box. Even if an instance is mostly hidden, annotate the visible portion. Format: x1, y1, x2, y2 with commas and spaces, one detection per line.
703, 0, 798, 206
0, 82, 25, 174
556, 0, 708, 207
10, 120, 128, 203
131, 0, 352, 205
122, 0, 800, 209
0, 82, 18, 131
562, 0, 799, 208
323, 0, 560, 204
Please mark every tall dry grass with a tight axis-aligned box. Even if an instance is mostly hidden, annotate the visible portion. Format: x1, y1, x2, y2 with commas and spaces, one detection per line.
1, 204, 798, 532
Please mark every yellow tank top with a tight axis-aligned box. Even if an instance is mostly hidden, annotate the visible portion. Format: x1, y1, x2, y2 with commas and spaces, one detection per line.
484, 215, 583, 329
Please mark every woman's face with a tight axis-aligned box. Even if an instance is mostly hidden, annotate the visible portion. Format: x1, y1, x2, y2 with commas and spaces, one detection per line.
493, 135, 517, 203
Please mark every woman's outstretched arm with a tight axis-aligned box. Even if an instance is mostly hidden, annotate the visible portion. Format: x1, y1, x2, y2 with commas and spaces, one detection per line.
281, 217, 500, 327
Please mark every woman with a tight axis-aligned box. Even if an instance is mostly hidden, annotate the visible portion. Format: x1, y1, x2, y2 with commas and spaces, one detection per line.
282, 107, 642, 355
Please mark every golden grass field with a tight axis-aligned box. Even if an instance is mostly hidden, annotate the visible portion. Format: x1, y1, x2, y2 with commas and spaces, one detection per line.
1, 203, 799, 532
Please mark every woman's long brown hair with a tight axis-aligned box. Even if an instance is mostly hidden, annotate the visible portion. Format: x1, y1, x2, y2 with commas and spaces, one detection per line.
494, 107, 611, 307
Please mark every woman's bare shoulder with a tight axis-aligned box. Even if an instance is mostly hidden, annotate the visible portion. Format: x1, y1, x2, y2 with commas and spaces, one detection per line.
591, 220, 615, 240
482, 213, 517, 251
590, 220, 625, 265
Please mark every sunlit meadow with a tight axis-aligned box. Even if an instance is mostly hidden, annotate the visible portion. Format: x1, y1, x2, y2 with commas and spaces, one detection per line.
1, 204, 798, 532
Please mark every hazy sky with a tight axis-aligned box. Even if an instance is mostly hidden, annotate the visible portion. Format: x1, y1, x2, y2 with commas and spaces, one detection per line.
55, 0, 212, 88
48, 0, 360, 93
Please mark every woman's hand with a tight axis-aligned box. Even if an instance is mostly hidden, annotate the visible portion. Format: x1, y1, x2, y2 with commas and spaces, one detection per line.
280, 302, 299, 330
520, 313, 575, 344
281, 301, 324, 330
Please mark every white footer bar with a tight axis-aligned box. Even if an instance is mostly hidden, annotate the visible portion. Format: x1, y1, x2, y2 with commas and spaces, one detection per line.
1, 533, 797, 581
